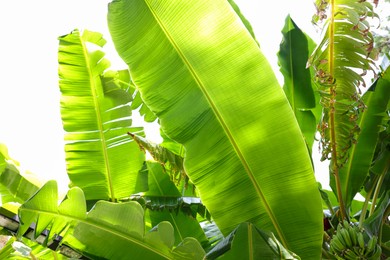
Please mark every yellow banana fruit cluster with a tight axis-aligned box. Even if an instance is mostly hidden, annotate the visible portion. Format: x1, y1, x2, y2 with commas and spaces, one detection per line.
329, 220, 382, 259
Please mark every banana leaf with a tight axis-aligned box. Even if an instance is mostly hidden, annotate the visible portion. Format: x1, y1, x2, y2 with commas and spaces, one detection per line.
278, 15, 318, 153
17, 181, 205, 259
58, 29, 146, 201
0, 144, 40, 204
108, 0, 323, 258
331, 66, 390, 208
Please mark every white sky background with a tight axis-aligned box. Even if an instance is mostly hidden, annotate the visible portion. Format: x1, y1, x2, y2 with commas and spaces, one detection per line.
0, 0, 332, 193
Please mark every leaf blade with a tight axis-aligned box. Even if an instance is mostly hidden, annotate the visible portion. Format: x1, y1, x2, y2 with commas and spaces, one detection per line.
58, 29, 146, 201
108, 0, 323, 257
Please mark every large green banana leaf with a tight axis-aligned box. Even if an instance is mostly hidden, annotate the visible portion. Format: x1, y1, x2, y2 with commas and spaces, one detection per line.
332, 67, 390, 208
108, 0, 323, 258
277, 15, 318, 153
17, 181, 205, 259
58, 29, 146, 201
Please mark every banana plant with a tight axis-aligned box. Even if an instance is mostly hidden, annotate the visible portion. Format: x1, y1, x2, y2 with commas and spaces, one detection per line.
0, 0, 389, 259
308, 0, 379, 219
107, 0, 323, 258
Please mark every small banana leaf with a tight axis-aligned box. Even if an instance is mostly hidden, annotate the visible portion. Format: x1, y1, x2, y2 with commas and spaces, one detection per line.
58, 29, 146, 201
278, 15, 318, 153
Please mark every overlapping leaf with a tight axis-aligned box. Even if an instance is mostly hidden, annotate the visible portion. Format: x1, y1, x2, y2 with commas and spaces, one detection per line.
108, 0, 323, 258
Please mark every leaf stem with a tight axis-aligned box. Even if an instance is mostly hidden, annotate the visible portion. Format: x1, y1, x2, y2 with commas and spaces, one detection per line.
81, 33, 115, 202
369, 160, 389, 217
358, 175, 377, 228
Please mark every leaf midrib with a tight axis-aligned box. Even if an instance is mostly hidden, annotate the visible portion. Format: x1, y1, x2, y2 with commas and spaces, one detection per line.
79, 34, 115, 201
143, 0, 287, 247
20, 207, 170, 259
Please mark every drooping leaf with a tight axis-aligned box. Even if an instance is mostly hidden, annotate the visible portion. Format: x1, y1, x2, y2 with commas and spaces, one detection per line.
278, 15, 318, 152
332, 67, 390, 208
17, 181, 205, 259
108, 0, 323, 258
58, 29, 146, 201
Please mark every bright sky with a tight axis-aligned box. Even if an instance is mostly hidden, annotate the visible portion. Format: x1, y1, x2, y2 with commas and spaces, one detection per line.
0, 0, 326, 193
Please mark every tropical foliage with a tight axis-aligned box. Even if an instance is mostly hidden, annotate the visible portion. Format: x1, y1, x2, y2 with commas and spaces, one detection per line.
0, 0, 389, 259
